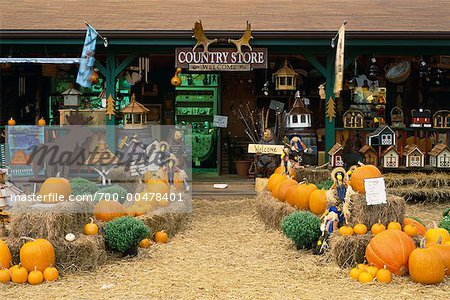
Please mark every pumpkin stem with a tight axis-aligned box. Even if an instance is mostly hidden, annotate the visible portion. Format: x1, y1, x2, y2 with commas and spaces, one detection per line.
19, 236, 36, 242
419, 237, 426, 248
56, 172, 61, 177
437, 236, 443, 245
303, 177, 309, 185
89, 217, 94, 224
432, 221, 438, 229
357, 161, 365, 166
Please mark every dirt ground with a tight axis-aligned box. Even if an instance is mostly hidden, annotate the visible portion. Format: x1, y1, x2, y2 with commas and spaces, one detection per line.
1, 198, 449, 300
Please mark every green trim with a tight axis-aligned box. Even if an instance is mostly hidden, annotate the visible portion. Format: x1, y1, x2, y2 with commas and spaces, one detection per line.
304, 54, 327, 77
113, 53, 139, 78
94, 60, 107, 76
324, 52, 336, 162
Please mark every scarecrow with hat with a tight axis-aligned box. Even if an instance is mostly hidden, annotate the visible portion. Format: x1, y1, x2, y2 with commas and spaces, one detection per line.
157, 154, 190, 192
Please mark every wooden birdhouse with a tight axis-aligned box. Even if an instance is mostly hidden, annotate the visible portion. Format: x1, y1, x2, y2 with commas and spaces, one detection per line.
381, 146, 400, 169
403, 144, 425, 168
390, 106, 405, 129
274, 59, 298, 91
367, 124, 396, 147
328, 143, 344, 168
120, 94, 150, 129
359, 145, 378, 166
61, 86, 82, 106
433, 110, 450, 129
343, 109, 364, 128
410, 108, 432, 128
286, 98, 312, 128
429, 144, 450, 169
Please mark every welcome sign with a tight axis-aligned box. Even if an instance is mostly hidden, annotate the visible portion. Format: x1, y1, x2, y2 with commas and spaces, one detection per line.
175, 48, 268, 71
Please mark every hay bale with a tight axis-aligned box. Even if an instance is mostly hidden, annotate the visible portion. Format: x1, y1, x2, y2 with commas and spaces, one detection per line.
255, 178, 269, 192
294, 168, 329, 184
138, 210, 190, 238
329, 233, 373, 268
255, 191, 296, 230
10, 201, 93, 240
346, 193, 405, 228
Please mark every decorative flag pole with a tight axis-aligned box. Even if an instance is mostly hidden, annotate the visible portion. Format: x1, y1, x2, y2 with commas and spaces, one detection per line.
332, 20, 347, 98
83, 21, 108, 47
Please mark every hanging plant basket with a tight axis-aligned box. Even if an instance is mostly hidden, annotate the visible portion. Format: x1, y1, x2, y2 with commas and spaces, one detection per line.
385, 60, 411, 84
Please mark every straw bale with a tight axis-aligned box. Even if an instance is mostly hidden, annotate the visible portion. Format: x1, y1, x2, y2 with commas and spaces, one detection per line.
255, 191, 296, 230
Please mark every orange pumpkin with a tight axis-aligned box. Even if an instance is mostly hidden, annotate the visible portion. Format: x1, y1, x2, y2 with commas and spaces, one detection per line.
7, 117, 16, 126
349, 164, 382, 194
20, 238, 55, 273
338, 225, 354, 236
275, 178, 297, 201
267, 173, 286, 192
290, 182, 317, 210
90, 70, 99, 84
11, 264, 28, 284
354, 224, 368, 235
138, 238, 152, 248
403, 224, 418, 237
164, 172, 185, 192
274, 165, 296, 178
387, 222, 402, 231
271, 177, 287, 197
37, 117, 46, 126
147, 179, 170, 198
38, 174, 72, 202
366, 266, 379, 277
0, 239, 12, 268
427, 239, 450, 275
309, 189, 327, 215
43, 266, 59, 282
349, 267, 362, 280
375, 266, 392, 283
358, 271, 373, 283
409, 242, 445, 284
404, 217, 427, 236
28, 266, 44, 285
371, 222, 386, 236
425, 224, 450, 246
154, 230, 169, 243
365, 230, 416, 275
83, 217, 99, 235
0, 267, 10, 283
94, 200, 126, 222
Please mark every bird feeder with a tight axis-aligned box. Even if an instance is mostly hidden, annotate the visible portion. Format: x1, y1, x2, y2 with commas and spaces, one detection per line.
274, 59, 298, 91
286, 97, 312, 129
120, 93, 149, 129
61, 86, 82, 106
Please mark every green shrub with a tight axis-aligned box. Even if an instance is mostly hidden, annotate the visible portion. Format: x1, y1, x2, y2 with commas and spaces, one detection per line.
94, 185, 128, 204
282, 211, 321, 250
104, 216, 150, 253
70, 177, 99, 196
317, 180, 333, 190
439, 208, 450, 232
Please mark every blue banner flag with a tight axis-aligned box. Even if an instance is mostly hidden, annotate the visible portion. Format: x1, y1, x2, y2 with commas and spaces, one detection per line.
76, 26, 98, 88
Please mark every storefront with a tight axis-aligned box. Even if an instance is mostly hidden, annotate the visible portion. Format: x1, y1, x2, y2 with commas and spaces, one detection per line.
1, 3, 450, 175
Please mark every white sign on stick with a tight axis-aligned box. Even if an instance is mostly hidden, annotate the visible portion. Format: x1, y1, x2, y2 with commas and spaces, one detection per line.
248, 144, 284, 155
364, 177, 387, 205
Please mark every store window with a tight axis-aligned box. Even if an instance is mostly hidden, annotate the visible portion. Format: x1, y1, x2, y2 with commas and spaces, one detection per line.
410, 155, 421, 167
440, 154, 449, 167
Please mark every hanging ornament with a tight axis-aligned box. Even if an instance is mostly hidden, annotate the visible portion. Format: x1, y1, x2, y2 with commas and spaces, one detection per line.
318, 84, 326, 100
37, 117, 46, 126
106, 95, 115, 121
326, 97, 336, 122
90, 69, 99, 84
171, 68, 182, 86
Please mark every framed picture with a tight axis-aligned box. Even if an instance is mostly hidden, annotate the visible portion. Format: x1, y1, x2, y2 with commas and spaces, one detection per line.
144, 104, 163, 125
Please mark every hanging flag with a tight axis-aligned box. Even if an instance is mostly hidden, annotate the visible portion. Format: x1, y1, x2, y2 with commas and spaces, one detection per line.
76, 26, 98, 88
333, 23, 346, 97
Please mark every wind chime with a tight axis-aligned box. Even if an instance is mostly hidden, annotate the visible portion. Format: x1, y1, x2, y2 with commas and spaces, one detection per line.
138, 56, 150, 83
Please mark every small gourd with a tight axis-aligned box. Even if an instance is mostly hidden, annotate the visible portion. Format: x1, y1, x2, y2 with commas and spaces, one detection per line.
154, 230, 169, 243
171, 68, 182, 86
371, 221, 386, 235
354, 224, 368, 235
65, 233, 76, 242
83, 217, 99, 235
387, 222, 402, 231
358, 271, 373, 283
338, 225, 354, 236
7, 117, 16, 126
375, 265, 392, 283
349, 267, 362, 280
403, 224, 418, 237
0, 267, 11, 283
366, 266, 379, 277
138, 238, 152, 248
11, 264, 28, 284
43, 265, 59, 282
37, 117, 46, 126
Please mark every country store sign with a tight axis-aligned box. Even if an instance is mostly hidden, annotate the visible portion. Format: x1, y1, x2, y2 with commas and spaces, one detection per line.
175, 48, 268, 71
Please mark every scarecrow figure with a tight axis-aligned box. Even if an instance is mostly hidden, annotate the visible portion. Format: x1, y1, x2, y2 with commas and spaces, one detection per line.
280, 147, 291, 175
289, 135, 309, 164
157, 154, 190, 192
156, 142, 171, 168
313, 206, 343, 255
255, 128, 278, 178
331, 167, 348, 202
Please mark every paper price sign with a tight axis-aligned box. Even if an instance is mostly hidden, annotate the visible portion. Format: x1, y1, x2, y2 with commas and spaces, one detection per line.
364, 177, 387, 205
213, 115, 228, 128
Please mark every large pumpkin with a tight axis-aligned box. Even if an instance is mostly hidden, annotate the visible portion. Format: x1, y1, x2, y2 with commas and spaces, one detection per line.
20, 238, 55, 273
94, 200, 126, 222
290, 182, 317, 210
147, 178, 170, 197
349, 164, 382, 194
38, 174, 72, 203
427, 240, 450, 275
365, 229, 416, 275
275, 179, 297, 201
404, 217, 427, 236
0, 239, 12, 268
409, 244, 445, 284
267, 173, 286, 192
309, 189, 327, 215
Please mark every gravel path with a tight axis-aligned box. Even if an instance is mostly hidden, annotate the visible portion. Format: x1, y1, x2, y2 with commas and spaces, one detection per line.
1, 198, 449, 299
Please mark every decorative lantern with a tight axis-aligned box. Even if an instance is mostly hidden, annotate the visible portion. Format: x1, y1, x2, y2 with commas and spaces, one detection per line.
61, 86, 82, 107
273, 59, 298, 91
120, 93, 150, 129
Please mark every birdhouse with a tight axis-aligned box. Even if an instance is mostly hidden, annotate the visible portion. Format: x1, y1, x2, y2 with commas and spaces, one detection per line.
390, 106, 405, 129
286, 97, 312, 129
410, 108, 432, 128
61, 87, 82, 106
433, 110, 450, 129
120, 94, 150, 129
343, 109, 364, 128
274, 59, 298, 91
